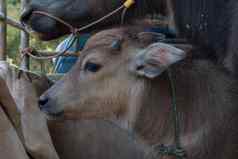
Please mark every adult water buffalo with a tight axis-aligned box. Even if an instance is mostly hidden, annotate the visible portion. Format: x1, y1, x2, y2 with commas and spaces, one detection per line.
21, 0, 238, 76
39, 27, 238, 159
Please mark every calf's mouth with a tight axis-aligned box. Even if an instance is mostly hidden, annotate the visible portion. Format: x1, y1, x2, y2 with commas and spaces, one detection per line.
42, 109, 64, 120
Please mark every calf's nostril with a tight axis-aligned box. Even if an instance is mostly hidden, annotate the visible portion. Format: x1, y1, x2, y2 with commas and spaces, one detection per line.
38, 97, 49, 107
136, 65, 145, 71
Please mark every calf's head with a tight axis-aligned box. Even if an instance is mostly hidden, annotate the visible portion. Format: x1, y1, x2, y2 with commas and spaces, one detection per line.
39, 28, 186, 123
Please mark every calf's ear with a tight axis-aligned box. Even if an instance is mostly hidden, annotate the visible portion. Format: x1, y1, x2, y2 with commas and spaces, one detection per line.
131, 43, 186, 79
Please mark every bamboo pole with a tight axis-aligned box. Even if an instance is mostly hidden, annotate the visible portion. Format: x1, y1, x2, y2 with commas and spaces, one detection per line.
20, 0, 30, 69
0, 0, 6, 61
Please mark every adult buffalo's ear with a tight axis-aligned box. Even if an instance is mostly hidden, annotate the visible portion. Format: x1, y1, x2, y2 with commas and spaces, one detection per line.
130, 42, 187, 79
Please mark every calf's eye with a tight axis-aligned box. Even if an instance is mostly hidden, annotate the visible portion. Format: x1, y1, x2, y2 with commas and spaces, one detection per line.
84, 62, 102, 73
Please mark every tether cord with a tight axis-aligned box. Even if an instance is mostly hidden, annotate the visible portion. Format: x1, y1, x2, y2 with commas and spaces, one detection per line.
145, 68, 186, 159
32, 5, 125, 34
156, 69, 187, 159
167, 68, 181, 148
21, 34, 78, 60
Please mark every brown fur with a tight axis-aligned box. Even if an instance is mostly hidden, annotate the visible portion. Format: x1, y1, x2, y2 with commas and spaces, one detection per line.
40, 27, 238, 159
0, 62, 147, 159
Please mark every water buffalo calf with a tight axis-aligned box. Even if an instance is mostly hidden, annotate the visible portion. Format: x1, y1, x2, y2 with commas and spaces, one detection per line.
39, 27, 238, 159
0, 61, 146, 159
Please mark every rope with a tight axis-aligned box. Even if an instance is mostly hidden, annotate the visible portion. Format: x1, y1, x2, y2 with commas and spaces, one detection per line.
121, 7, 128, 25
33, 5, 125, 35
32, 0, 135, 34
147, 144, 187, 159
145, 69, 187, 159
167, 68, 181, 148
158, 69, 187, 159
21, 34, 79, 60
22, 0, 135, 60
31, 11, 76, 33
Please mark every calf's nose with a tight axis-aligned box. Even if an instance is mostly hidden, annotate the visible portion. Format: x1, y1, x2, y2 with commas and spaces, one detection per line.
38, 96, 49, 110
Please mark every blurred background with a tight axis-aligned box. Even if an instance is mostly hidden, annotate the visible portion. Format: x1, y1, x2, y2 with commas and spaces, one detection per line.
7, 0, 65, 73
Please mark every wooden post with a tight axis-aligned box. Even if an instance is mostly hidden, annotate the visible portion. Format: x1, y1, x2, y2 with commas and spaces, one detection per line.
20, 0, 30, 69
0, 0, 6, 61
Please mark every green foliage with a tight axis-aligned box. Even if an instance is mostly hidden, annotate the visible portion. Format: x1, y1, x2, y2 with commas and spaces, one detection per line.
7, 1, 62, 73
8, 0, 20, 5
7, 2, 21, 64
